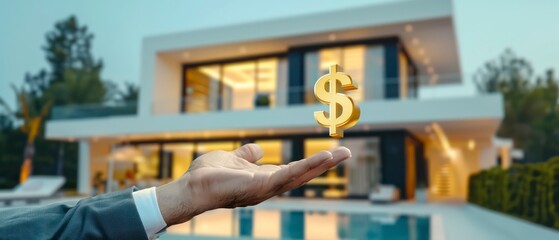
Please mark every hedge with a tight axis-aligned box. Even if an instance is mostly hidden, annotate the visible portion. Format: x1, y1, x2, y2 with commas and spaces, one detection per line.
468, 157, 559, 230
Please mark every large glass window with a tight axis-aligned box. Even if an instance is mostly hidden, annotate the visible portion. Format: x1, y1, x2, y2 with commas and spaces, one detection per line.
304, 43, 418, 102
185, 65, 220, 113
135, 144, 160, 180
184, 57, 284, 113
304, 45, 366, 104
163, 143, 195, 180
254, 140, 283, 165
303, 139, 345, 198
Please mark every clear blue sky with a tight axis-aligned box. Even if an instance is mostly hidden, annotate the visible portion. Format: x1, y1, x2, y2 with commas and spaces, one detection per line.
1, 0, 558, 107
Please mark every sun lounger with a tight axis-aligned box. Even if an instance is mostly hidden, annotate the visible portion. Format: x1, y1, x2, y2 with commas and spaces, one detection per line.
0, 176, 66, 206
369, 185, 400, 203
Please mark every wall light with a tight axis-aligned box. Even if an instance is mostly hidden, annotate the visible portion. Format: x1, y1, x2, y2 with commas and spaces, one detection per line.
405, 24, 413, 33
239, 46, 247, 54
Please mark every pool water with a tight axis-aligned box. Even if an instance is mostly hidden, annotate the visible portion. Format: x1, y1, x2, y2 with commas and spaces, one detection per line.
166, 208, 430, 240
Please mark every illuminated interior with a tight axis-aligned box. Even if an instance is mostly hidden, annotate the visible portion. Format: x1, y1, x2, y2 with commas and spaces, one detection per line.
184, 58, 281, 112
254, 140, 283, 165
305, 45, 366, 104
304, 139, 345, 198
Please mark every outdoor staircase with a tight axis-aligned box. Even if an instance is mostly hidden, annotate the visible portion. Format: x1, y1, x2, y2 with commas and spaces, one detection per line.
431, 163, 458, 197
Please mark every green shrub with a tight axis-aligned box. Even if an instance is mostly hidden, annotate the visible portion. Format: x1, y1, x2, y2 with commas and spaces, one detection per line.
468, 157, 559, 229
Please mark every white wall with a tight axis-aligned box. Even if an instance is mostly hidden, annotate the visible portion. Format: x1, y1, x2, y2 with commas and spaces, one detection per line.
150, 55, 182, 115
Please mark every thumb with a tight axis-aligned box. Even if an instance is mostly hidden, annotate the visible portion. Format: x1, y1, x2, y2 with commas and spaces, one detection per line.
232, 143, 263, 163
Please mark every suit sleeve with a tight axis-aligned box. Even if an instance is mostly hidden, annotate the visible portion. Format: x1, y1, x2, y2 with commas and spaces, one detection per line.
0, 187, 148, 240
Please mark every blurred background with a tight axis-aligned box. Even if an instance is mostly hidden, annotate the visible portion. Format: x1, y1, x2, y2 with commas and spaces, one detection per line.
1, 0, 558, 239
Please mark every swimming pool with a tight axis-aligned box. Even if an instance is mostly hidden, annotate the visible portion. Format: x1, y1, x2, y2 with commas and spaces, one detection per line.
165, 208, 431, 240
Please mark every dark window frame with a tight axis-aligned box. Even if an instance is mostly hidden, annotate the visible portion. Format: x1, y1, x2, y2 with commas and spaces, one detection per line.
181, 36, 419, 111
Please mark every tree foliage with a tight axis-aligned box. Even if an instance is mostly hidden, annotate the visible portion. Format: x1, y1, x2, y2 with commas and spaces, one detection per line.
0, 15, 114, 188
475, 49, 559, 162
117, 82, 140, 103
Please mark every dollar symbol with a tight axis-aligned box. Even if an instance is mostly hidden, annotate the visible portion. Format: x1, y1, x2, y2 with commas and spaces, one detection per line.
314, 64, 361, 138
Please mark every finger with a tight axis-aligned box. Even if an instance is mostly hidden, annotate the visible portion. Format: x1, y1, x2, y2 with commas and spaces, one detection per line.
232, 143, 263, 163
268, 150, 332, 190
278, 146, 352, 193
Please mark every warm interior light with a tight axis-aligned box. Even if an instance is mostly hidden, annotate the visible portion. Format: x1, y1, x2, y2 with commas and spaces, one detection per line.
239, 46, 247, 54
318, 45, 365, 102
418, 48, 425, 56
328, 33, 337, 41
468, 139, 476, 150
405, 24, 413, 32
428, 66, 434, 74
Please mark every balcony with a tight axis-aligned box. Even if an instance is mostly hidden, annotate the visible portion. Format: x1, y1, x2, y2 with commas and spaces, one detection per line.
50, 102, 137, 120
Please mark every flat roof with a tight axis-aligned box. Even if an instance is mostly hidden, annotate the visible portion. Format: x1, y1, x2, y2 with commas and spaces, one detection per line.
146, 0, 459, 84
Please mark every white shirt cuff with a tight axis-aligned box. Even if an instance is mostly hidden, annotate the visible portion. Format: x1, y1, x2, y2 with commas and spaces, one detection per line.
132, 187, 167, 239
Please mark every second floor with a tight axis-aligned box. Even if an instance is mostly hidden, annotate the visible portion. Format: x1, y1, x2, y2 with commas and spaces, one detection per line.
50, 0, 461, 120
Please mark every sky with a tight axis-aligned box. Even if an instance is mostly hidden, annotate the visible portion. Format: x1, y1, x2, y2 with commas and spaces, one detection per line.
0, 0, 558, 107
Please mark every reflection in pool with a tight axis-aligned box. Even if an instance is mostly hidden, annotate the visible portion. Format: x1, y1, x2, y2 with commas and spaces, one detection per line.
166, 209, 430, 240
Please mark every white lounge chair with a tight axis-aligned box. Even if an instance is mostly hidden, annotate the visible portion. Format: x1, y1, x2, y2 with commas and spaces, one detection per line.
0, 176, 66, 206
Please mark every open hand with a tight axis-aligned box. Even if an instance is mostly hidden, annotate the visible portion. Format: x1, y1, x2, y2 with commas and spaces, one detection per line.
156, 143, 351, 226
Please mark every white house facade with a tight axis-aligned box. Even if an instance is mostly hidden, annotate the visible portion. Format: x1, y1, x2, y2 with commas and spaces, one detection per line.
46, 0, 505, 201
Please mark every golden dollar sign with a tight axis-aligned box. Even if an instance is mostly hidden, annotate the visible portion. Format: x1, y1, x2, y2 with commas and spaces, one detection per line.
314, 64, 361, 138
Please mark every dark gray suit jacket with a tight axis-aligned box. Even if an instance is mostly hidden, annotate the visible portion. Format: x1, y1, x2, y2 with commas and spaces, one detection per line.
0, 188, 148, 240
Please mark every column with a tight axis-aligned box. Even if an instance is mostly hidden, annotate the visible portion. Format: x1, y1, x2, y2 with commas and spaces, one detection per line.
78, 140, 91, 195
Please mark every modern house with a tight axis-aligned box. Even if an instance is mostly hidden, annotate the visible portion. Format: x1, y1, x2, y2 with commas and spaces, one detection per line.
46, 0, 504, 201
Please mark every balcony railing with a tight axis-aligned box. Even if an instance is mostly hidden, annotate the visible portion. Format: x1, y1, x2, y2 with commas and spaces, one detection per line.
50, 101, 137, 120
50, 74, 475, 120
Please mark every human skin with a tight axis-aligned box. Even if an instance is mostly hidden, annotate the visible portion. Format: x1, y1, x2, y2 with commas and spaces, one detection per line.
156, 143, 351, 226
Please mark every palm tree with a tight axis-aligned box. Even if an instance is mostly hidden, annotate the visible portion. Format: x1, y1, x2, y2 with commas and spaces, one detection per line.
0, 85, 52, 182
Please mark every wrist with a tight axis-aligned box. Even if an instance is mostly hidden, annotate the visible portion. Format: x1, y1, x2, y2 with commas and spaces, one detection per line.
156, 175, 199, 226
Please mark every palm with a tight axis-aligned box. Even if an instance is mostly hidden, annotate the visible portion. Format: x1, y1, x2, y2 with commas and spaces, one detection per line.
184, 144, 350, 212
